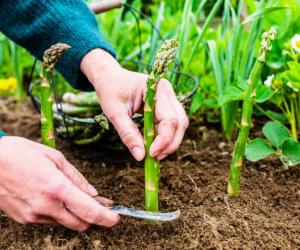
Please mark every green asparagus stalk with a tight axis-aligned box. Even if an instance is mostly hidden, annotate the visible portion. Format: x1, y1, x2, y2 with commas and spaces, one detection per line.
40, 43, 70, 148
144, 39, 178, 212
227, 28, 276, 197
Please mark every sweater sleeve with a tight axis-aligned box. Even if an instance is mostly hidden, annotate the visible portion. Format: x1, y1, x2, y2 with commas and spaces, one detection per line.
0, 0, 116, 91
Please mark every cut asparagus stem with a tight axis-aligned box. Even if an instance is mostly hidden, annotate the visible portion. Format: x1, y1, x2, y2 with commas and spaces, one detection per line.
40, 43, 70, 148
227, 28, 276, 197
144, 39, 178, 212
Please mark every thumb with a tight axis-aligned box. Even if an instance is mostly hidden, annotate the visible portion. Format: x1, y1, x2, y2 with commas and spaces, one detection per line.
109, 112, 145, 161
41, 147, 98, 196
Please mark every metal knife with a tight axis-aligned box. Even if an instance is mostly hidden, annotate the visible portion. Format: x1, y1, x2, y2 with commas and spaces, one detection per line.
110, 206, 180, 222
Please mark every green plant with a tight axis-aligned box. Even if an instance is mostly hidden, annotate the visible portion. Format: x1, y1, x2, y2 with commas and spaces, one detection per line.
227, 27, 277, 197
144, 39, 178, 212
40, 43, 70, 148
9, 42, 26, 100
208, 0, 289, 140
245, 121, 300, 166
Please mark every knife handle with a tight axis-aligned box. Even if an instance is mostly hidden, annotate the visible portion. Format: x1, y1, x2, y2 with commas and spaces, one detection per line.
89, 0, 123, 14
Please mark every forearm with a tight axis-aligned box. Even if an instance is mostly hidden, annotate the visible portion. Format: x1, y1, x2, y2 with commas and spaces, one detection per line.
0, 0, 115, 91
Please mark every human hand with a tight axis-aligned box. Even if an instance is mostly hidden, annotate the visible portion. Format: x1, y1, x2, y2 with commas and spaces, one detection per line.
81, 49, 189, 161
0, 136, 120, 231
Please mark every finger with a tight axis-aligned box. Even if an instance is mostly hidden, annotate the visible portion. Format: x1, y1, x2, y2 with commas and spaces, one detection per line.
94, 196, 114, 207
109, 112, 145, 161
58, 180, 120, 228
149, 119, 177, 157
31, 215, 58, 225
157, 101, 188, 160
36, 144, 98, 197
53, 207, 91, 232
157, 125, 186, 160
0, 197, 57, 225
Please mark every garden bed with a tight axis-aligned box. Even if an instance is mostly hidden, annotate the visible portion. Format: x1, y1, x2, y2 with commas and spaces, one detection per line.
0, 98, 299, 249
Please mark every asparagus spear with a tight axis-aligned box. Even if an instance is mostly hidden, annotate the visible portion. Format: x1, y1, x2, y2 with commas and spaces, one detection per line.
227, 28, 276, 197
144, 39, 178, 212
40, 43, 70, 148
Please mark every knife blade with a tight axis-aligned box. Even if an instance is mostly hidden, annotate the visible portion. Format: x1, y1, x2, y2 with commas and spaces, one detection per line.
109, 206, 180, 221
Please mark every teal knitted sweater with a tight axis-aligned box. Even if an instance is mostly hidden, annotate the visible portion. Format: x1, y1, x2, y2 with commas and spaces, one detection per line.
0, 0, 116, 91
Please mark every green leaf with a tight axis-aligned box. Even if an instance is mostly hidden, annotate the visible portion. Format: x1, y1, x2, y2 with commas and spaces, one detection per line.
265, 110, 288, 123
262, 121, 290, 149
280, 138, 300, 166
245, 138, 276, 162
285, 61, 300, 83
255, 85, 273, 103
189, 91, 204, 114
242, 7, 290, 24
219, 86, 244, 105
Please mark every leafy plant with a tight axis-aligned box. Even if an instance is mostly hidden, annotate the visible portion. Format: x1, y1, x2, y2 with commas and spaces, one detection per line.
245, 121, 300, 166
209, 0, 289, 140
255, 35, 300, 141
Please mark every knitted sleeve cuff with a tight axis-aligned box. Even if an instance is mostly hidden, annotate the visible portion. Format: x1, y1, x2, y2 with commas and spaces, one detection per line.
55, 30, 117, 91
0, 0, 116, 91
47, 1, 117, 91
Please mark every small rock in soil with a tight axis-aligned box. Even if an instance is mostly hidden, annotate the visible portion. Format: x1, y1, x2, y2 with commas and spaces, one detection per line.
151, 232, 159, 240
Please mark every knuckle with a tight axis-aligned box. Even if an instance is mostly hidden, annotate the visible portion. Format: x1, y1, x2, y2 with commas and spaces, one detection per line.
180, 117, 189, 129
53, 150, 65, 163
24, 213, 38, 224
163, 118, 177, 128
120, 130, 136, 145
29, 206, 43, 216
86, 210, 104, 225
43, 177, 66, 199
78, 223, 91, 232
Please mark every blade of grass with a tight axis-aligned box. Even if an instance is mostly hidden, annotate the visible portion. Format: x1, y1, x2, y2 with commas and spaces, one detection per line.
148, 1, 165, 69
242, 6, 290, 24
184, 0, 223, 72
177, 0, 193, 62
195, 0, 209, 17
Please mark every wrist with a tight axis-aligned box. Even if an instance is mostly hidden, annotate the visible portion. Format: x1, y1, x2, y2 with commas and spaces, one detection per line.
80, 49, 122, 90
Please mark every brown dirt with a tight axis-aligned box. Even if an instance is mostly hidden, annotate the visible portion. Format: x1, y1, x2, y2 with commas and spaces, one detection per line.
0, 97, 299, 250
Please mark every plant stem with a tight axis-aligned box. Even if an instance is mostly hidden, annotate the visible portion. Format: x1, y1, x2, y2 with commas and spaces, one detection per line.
144, 39, 178, 212
10, 42, 26, 100
40, 43, 70, 148
184, 0, 223, 72
254, 104, 276, 122
227, 28, 276, 197
290, 96, 297, 141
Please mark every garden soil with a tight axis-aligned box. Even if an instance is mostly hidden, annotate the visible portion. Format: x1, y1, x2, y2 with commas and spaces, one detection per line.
0, 98, 299, 250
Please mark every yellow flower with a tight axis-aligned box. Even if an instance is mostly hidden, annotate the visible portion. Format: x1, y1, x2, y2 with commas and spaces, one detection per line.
0, 77, 17, 92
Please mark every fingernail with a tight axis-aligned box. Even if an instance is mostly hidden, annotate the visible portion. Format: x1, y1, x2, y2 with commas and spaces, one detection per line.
87, 184, 98, 196
132, 146, 144, 161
